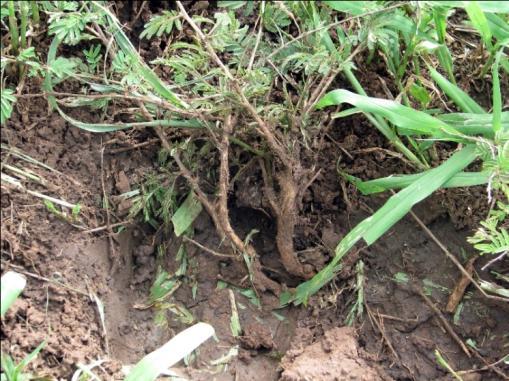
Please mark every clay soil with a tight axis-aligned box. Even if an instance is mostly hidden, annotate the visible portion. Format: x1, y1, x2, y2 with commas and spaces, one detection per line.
1, 2, 508, 381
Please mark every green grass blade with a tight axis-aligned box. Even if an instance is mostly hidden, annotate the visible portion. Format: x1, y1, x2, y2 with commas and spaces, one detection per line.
18, 341, 46, 370
423, 1, 509, 13
125, 322, 214, 381
486, 13, 509, 41
323, 1, 381, 15
465, 1, 493, 50
171, 192, 203, 237
1, 271, 26, 318
288, 145, 478, 305
437, 112, 506, 137
316, 89, 464, 139
54, 106, 203, 132
346, 171, 490, 195
44, 37, 202, 133
427, 66, 486, 114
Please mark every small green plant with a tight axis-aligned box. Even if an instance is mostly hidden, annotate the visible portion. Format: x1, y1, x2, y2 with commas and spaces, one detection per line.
468, 201, 509, 256
82, 44, 102, 73
43, 200, 81, 224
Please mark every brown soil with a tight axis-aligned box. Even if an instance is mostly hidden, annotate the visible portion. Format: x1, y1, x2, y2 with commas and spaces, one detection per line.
2, 3, 508, 381
280, 327, 390, 381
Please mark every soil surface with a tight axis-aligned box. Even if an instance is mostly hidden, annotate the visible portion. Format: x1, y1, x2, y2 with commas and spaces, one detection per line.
1, 2, 508, 381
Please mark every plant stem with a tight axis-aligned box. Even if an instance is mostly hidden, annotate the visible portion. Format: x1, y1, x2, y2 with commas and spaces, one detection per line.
343, 67, 428, 169
31, 1, 39, 26
7, 0, 19, 55
19, 1, 28, 50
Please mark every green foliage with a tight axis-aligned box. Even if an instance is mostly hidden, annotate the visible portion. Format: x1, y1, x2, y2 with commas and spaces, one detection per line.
468, 202, 509, 255
47, 9, 100, 45
140, 10, 182, 40
1, 342, 46, 381
171, 192, 203, 237
283, 145, 478, 305
82, 44, 102, 72
128, 174, 178, 228
1, 88, 16, 124
262, 3, 291, 33
124, 323, 214, 381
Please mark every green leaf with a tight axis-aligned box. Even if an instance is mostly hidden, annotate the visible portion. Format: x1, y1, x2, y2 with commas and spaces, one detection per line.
288, 145, 478, 305
323, 1, 381, 15
347, 171, 490, 195
125, 323, 214, 381
409, 83, 431, 107
50, 57, 78, 78
465, 1, 493, 50
149, 270, 180, 303
0, 88, 16, 124
17, 341, 46, 370
316, 89, 464, 139
140, 10, 180, 40
171, 192, 203, 237
422, 1, 509, 13
486, 13, 509, 41
436, 112, 507, 137
1, 271, 26, 317
428, 66, 485, 114
217, 1, 246, 10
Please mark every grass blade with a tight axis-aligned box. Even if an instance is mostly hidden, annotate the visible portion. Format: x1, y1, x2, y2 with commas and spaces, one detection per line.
1, 271, 27, 318
172, 192, 203, 237
286, 145, 478, 305
465, 1, 493, 50
125, 322, 214, 381
422, 1, 509, 13
345, 171, 490, 195
316, 89, 464, 139
427, 66, 485, 114
44, 37, 202, 133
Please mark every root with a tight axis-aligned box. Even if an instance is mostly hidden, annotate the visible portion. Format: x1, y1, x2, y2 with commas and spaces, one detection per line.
275, 169, 314, 279
260, 161, 313, 279
172, 116, 281, 295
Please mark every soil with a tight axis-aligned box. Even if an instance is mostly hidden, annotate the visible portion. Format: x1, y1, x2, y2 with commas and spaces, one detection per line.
1, 2, 508, 381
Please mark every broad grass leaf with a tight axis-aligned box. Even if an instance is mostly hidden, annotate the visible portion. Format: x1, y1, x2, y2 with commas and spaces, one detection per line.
172, 192, 203, 237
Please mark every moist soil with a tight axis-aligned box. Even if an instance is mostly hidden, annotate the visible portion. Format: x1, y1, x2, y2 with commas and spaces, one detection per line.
2, 3, 508, 381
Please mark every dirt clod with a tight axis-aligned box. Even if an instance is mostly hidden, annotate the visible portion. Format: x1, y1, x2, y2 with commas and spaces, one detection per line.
280, 327, 388, 381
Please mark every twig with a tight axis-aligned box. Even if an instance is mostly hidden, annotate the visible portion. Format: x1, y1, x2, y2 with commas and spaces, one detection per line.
415, 285, 471, 358
83, 220, 132, 234
182, 236, 236, 258
6, 263, 89, 297
100, 145, 119, 273
128, 0, 147, 29
303, 43, 364, 114
446, 256, 477, 313
138, 101, 171, 151
247, 2, 264, 71
176, 1, 291, 165
365, 303, 400, 362
408, 209, 509, 303
481, 251, 507, 271
108, 139, 159, 154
